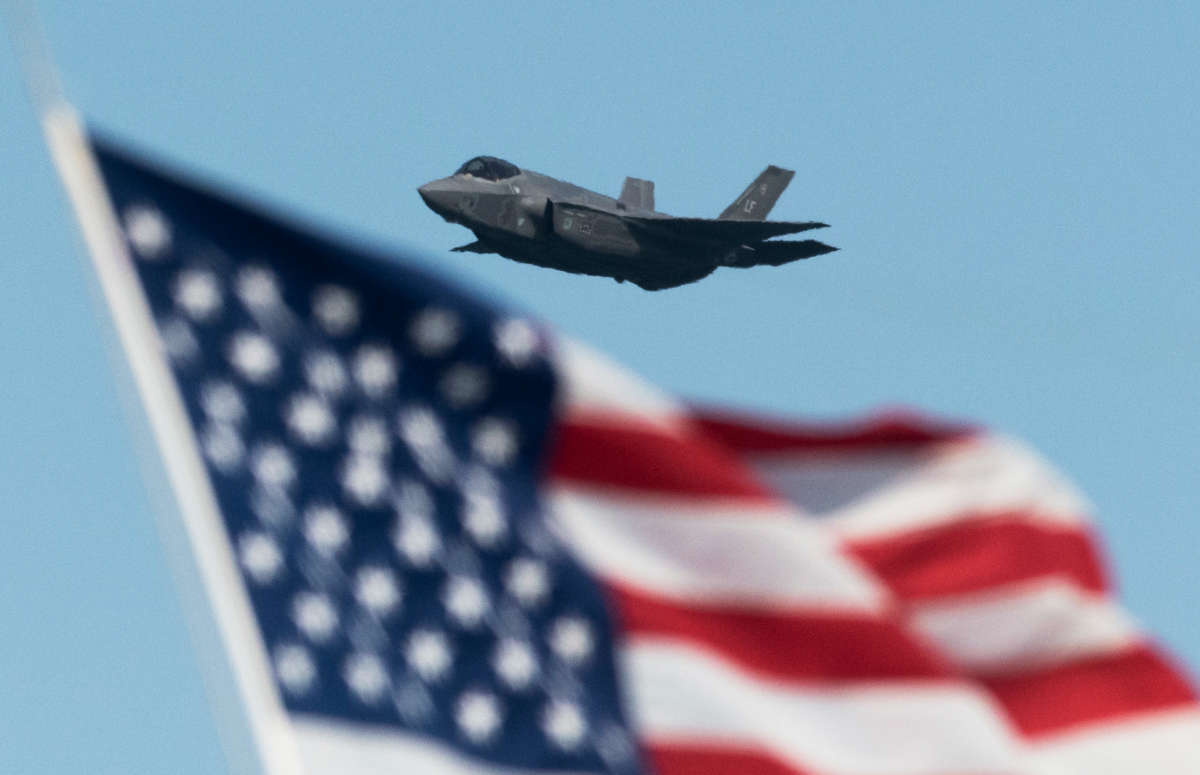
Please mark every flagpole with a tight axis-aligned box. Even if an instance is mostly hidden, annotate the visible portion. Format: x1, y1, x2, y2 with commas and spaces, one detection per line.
3, 6, 306, 774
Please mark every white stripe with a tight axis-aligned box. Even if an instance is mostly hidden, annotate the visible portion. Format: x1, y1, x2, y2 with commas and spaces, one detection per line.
908, 580, 1141, 674
549, 487, 885, 612
1029, 708, 1200, 774
292, 716, 591, 775
625, 638, 1027, 775
747, 435, 1091, 539
41, 109, 305, 773
554, 338, 684, 427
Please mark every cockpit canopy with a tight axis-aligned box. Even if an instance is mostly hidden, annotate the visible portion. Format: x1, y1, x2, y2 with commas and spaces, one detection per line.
455, 156, 520, 181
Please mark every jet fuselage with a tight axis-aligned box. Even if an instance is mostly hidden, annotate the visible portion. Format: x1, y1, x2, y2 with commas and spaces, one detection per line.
418, 157, 834, 290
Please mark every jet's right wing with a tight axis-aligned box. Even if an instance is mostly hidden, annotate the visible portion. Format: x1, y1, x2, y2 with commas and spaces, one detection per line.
451, 240, 495, 254
719, 165, 795, 221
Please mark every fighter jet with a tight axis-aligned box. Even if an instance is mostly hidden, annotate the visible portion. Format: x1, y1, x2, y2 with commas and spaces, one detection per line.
418, 157, 836, 290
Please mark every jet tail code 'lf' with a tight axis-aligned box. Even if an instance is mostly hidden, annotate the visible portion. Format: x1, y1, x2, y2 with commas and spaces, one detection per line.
719, 165, 796, 221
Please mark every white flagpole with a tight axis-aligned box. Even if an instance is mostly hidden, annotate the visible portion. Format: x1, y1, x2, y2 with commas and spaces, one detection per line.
3, 6, 306, 774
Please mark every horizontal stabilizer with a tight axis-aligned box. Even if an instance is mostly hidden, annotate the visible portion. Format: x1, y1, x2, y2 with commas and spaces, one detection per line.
729, 239, 838, 268
618, 177, 655, 211
720, 165, 795, 221
451, 240, 495, 254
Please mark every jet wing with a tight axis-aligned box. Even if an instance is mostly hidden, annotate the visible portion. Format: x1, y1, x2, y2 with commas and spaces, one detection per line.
622, 212, 828, 244
551, 199, 830, 250
451, 240, 495, 254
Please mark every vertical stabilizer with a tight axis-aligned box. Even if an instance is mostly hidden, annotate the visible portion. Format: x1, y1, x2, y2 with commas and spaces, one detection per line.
618, 177, 655, 211
719, 165, 794, 221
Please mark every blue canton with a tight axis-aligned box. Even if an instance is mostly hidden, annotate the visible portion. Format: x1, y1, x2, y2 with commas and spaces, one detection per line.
93, 138, 641, 774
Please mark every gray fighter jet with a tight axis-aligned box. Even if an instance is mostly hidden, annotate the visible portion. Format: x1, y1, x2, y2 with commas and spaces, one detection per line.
418, 157, 835, 290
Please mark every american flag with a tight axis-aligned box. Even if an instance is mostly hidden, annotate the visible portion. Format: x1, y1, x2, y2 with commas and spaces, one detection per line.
88, 135, 1198, 775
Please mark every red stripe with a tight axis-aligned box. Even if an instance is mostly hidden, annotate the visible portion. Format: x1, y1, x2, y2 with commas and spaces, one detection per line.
691, 407, 977, 455
609, 583, 950, 682
845, 514, 1109, 601
983, 645, 1197, 736
648, 743, 810, 775
548, 418, 775, 501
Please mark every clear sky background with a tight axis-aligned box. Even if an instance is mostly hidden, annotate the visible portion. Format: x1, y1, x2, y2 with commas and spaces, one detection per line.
1, 3, 1197, 773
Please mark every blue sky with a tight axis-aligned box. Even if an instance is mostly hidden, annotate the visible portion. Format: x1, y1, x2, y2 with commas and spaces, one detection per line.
1, 3, 1197, 772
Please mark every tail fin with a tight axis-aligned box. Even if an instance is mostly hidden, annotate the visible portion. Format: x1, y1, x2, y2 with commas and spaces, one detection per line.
618, 177, 655, 211
719, 165, 794, 221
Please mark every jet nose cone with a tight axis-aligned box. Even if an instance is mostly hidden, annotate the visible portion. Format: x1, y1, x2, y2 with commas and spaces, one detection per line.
418, 178, 461, 221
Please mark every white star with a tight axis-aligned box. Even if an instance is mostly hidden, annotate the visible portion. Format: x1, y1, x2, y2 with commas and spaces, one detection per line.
462, 464, 499, 494
250, 488, 293, 528
394, 680, 435, 725
353, 344, 398, 398
443, 575, 489, 628
346, 414, 390, 456
303, 350, 348, 397
199, 380, 245, 425
159, 317, 199, 364
493, 318, 539, 367
399, 406, 444, 448
541, 700, 587, 751
393, 513, 440, 567
201, 423, 244, 472
346, 614, 389, 653
236, 265, 281, 310
595, 723, 636, 766
340, 454, 389, 506
173, 268, 222, 321
312, 285, 359, 336
455, 691, 502, 744
274, 644, 316, 696
303, 504, 348, 556
285, 392, 336, 446
343, 652, 389, 704
398, 407, 454, 481
354, 566, 401, 616
519, 521, 558, 557
292, 591, 339, 643
492, 638, 537, 690
124, 204, 171, 259
394, 479, 434, 519
549, 616, 593, 666
505, 557, 550, 608
405, 629, 451, 682
228, 331, 280, 384
439, 364, 490, 408
238, 532, 283, 584
463, 492, 506, 548
410, 307, 461, 356
443, 540, 484, 578
471, 418, 518, 467
251, 442, 296, 490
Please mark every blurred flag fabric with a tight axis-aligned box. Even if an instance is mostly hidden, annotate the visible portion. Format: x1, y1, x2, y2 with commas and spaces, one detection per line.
68, 132, 1198, 775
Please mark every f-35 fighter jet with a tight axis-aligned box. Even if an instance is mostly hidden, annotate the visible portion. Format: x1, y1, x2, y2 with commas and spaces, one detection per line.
418, 157, 835, 290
